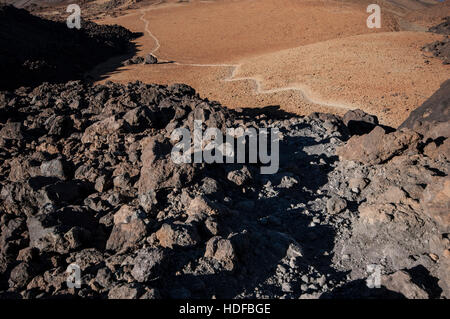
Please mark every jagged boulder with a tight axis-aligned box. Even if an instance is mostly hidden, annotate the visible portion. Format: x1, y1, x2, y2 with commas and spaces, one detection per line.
342, 109, 379, 135
106, 205, 148, 252
336, 126, 421, 164
137, 135, 196, 193
399, 79, 450, 135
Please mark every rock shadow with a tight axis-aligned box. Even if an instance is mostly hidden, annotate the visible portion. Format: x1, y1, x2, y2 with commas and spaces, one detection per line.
157, 117, 349, 298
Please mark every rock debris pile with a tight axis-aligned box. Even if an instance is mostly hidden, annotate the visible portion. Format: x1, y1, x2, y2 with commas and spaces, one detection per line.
0, 79, 448, 299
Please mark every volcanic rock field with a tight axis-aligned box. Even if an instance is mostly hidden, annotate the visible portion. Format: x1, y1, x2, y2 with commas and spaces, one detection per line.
0, 1, 449, 299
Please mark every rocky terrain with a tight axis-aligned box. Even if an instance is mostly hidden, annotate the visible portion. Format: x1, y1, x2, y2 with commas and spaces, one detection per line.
0, 4, 139, 91
0, 77, 448, 299
0, 0, 448, 300
8, 0, 159, 20
423, 16, 450, 64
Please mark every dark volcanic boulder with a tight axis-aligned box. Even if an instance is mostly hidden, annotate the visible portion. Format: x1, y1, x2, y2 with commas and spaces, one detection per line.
342, 109, 379, 135
424, 16, 450, 64
105, 205, 148, 252
131, 247, 166, 282
144, 54, 158, 65
336, 126, 421, 165
422, 37, 450, 64
420, 177, 450, 232
27, 205, 97, 254
399, 79, 450, 136
429, 16, 450, 35
137, 135, 196, 193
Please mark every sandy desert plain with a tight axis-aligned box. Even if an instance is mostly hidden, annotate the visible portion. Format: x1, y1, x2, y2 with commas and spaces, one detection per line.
85, 0, 450, 127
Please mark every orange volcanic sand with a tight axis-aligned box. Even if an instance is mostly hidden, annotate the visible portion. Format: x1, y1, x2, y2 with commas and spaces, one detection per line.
91, 0, 450, 127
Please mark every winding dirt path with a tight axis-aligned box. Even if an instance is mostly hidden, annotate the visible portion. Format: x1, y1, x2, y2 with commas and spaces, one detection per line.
138, 2, 354, 111
93, 0, 449, 126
